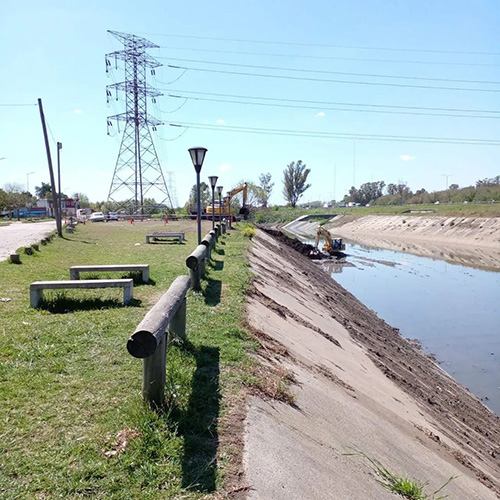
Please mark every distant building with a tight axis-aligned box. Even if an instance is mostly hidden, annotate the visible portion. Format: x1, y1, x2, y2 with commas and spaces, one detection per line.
37, 198, 78, 217
11, 207, 48, 218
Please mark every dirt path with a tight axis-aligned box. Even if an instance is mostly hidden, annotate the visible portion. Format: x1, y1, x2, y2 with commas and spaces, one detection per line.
0, 221, 56, 262
244, 228, 500, 499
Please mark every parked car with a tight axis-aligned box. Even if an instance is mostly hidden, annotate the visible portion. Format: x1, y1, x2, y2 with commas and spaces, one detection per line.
89, 211, 105, 222
107, 212, 119, 221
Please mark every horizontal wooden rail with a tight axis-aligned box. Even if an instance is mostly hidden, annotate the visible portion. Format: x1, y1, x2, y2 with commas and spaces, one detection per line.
126, 275, 191, 408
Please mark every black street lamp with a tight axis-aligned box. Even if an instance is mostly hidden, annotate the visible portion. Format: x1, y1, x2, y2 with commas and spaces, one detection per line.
216, 185, 223, 223
227, 191, 232, 221
208, 175, 218, 230
188, 147, 208, 245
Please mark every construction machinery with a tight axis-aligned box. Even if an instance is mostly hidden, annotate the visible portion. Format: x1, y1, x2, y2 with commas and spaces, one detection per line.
312, 226, 345, 255
206, 183, 249, 219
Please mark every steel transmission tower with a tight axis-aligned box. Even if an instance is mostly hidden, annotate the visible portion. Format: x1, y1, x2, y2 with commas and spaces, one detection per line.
106, 30, 174, 214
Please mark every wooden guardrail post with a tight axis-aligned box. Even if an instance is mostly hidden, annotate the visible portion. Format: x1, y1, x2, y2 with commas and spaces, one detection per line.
127, 275, 191, 408
221, 221, 226, 234
201, 233, 214, 262
186, 244, 207, 289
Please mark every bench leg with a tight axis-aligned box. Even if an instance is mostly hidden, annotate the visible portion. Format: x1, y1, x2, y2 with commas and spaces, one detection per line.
30, 287, 43, 308
123, 283, 134, 304
142, 268, 150, 283
69, 269, 79, 280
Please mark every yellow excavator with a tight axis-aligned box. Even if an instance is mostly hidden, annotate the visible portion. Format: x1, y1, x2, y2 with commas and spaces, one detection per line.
313, 226, 345, 255
206, 183, 249, 219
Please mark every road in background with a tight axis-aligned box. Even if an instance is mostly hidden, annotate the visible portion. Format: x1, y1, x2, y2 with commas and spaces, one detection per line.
0, 221, 56, 262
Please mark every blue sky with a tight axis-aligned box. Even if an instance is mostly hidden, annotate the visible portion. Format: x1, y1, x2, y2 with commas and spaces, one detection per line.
1, 0, 499, 206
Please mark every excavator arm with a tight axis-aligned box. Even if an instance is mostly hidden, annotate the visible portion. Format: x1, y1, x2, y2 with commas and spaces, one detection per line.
227, 183, 249, 219
314, 226, 345, 254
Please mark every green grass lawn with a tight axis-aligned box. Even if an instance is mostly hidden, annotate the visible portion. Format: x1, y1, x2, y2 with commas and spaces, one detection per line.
0, 220, 258, 498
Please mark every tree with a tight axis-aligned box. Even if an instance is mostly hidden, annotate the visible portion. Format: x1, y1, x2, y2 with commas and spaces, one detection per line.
258, 172, 274, 207
188, 182, 210, 206
35, 182, 52, 199
282, 160, 311, 207
72, 192, 90, 208
4, 183, 35, 220
0, 189, 8, 212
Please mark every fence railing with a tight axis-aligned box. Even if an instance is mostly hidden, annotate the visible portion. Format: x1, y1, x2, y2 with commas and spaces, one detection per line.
127, 224, 228, 408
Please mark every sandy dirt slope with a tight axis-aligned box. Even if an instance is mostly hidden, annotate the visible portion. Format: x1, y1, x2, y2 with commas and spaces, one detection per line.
244, 229, 500, 499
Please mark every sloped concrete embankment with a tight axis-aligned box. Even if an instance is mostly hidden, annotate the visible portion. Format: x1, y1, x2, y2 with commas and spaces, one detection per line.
284, 214, 500, 270
244, 229, 500, 499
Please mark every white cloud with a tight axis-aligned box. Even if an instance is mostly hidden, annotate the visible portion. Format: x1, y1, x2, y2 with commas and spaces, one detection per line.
219, 164, 232, 172
74, 109, 84, 115
316, 111, 325, 117
399, 154, 416, 162
216, 119, 225, 124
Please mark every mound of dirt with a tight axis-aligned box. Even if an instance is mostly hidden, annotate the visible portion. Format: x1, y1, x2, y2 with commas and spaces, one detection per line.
262, 229, 315, 256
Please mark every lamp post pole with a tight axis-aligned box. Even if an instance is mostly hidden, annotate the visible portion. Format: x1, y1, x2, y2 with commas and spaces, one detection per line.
208, 176, 218, 230
216, 185, 223, 223
57, 142, 63, 223
26, 171, 35, 194
188, 148, 208, 245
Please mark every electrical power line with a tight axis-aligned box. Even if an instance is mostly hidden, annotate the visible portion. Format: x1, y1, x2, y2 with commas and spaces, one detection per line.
168, 122, 500, 146
0, 103, 38, 107
168, 93, 500, 119
164, 57, 500, 85
163, 65, 500, 93
166, 89, 500, 114
138, 32, 500, 56
155, 46, 500, 68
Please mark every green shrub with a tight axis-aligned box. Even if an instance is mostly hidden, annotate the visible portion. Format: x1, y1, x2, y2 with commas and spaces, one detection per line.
241, 225, 257, 238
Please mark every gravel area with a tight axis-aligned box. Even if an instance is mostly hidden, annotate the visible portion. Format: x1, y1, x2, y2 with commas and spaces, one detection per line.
0, 221, 57, 262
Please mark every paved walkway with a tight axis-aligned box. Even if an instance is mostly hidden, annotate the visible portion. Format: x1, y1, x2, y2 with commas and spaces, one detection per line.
0, 221, 57, 262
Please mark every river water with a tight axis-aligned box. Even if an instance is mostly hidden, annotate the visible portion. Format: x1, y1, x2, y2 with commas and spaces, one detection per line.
318, 241, 500, 415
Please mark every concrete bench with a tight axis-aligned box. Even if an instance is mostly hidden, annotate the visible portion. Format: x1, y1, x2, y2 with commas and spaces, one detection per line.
146, 232, 185, 244
70, 264, 149, 282
30, 279, 134, 308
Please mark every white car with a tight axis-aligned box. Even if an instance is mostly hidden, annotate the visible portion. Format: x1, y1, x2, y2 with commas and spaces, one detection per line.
107, 212, 119, 221
89, 211, 105, 222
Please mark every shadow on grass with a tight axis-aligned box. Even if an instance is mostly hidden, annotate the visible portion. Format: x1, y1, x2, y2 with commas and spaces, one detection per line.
212, 260, 224, 271
63, 238, 94, 244
204, 279, 221, 306
214, 248, 225, 256
78, 272, 156, 286
180, 343, 220, 493
39, 296, 141, 314
147, 240, 186, 245
121, 271, 156, 286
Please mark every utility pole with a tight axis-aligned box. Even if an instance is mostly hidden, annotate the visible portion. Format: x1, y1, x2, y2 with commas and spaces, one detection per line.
352, 142, 356, 187
38, 98, 62, 237
26, 171, 34, 193
334, 163, 336, 203
442, 173, 452, 190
